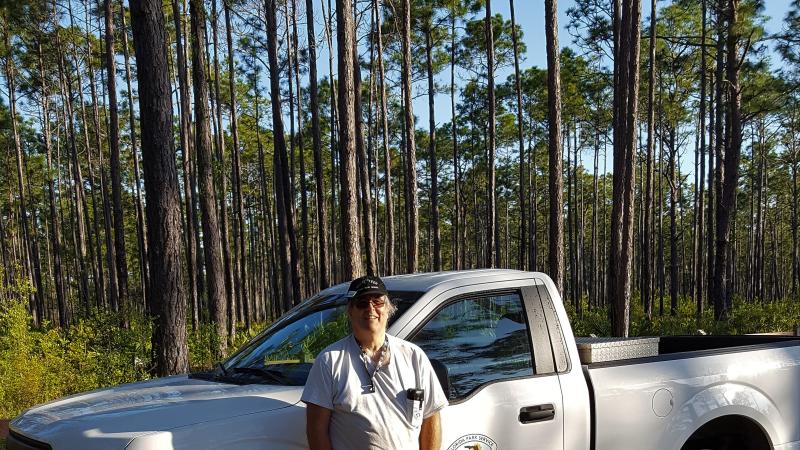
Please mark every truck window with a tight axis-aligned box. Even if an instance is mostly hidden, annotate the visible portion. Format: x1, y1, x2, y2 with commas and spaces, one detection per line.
411, 292, 535, 401
218, 291, 423, 385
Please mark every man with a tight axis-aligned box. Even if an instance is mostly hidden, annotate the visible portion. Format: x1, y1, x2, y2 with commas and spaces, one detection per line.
302, 275, 448, 450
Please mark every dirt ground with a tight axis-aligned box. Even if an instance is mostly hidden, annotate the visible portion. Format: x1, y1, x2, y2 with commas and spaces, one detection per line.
0, 420, 7, 439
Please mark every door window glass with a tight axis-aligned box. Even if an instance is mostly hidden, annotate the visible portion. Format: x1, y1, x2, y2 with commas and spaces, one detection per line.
411, 292, 534, 400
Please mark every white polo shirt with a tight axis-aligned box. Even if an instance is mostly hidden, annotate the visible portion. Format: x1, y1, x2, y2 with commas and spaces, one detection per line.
301, 334, 448, 450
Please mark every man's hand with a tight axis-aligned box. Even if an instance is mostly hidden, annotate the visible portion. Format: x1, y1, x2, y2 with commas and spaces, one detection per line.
306, 402, 333, 450
419, 411, 442, 450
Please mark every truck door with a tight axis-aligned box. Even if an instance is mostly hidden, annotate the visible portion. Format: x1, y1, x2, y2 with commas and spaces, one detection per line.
409, 288, 564, 450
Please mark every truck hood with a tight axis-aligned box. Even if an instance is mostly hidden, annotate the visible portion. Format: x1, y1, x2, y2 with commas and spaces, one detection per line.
10, 375, 303, 443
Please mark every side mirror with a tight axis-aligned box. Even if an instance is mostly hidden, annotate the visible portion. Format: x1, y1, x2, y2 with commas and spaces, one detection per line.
429, 358, 451, 400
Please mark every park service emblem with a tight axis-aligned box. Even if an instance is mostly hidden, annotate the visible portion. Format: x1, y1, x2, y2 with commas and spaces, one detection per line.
446, 433, 498, 450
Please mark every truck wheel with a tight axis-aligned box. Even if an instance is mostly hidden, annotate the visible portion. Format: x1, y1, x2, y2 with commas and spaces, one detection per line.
681, 434, 740, 450
681, 415, 771, 450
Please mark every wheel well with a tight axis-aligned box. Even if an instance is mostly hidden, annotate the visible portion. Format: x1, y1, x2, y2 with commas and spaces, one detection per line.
681, 415, 772, 450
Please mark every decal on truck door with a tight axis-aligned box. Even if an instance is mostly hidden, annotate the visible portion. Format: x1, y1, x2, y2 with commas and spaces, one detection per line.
446, 434, 498, 450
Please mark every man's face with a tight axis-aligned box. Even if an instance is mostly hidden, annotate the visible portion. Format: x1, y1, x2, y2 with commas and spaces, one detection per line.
348, 294, 389, 336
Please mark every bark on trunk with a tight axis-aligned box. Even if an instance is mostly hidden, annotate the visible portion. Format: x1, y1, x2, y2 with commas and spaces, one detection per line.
265, 0, 301, 308
486, 0, 497, 268
424, 13, 441, 272
712, 0, 741, 321
353, 26, 377, 276
510, 0, 525, 270
306, 0, 329, 288
5, 39, 44, 325
190, 0, 228, 355
129, 0, 188, 375
224, 0, 249, 329
335, 0, 363, 279
545, 0, 564, 295
119, 0, 149, 310
105, 0, 130, 311
375, 0, 394, 275
401, 0, 418, 273
643, 0, 656, 319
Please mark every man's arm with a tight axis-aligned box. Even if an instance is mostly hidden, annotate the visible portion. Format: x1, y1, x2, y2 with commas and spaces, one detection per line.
306, 402, 333, 450
419, 411, 441, 450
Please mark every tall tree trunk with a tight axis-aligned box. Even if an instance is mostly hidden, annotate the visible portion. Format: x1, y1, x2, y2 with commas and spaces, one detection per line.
322, 0, 340, 282
609, 0, 641, 337
510, 0, 525, 270
695, 0, 707, 321
401, 0, 418, 273
450, 0, 460, 271
129, 0, 188, 376
486, 0, 497, 268
353, 21, 377, 276
643, 0, 656, 319
4, 36, 44, 325
591, 132, 599, 308
335, 0, 363, 279
375, 0, 394, 275
280, 0, 304, 302
307, 0, 329, 288
545, 0, 564, 295
790, 109, 799, 296
424, 10, 441, 272
190, 0, 228, 355
224, 0, 249, 329
210, 0, 236, 341
669, 130, 678, 315
170, 0, 198, 327
711, 0, 725, 313
84, 0, 119, 312
712, 0, 741, 320
266, 0, 300, 308
38, 43, 67, 327
291, 0, 311, 296
567, 129, 575, 304
105, 0, 129, 312
119, 0, 149, 310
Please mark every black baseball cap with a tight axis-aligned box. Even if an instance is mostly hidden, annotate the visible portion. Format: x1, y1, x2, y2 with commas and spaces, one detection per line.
346, 275, 388, 300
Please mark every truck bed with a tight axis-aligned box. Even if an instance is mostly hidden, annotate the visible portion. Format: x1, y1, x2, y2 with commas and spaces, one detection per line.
581, 336, 800, 450
580, 334, 800, 367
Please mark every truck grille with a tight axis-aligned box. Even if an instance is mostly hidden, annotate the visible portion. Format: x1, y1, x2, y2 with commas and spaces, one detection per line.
7, 430, 53, 450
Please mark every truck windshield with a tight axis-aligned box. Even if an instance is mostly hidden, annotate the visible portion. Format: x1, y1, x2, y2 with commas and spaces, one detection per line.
217, 290, 422, 386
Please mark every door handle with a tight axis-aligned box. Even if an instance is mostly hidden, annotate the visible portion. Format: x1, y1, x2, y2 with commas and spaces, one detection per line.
519, 404, 555, 423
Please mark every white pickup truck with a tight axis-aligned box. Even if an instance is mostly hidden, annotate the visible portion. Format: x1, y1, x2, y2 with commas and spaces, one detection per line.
9, 270, 800, 450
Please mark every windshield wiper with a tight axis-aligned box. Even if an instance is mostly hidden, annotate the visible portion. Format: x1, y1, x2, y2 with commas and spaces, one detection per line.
188, 363, 230, 383
230, 366, 289, 384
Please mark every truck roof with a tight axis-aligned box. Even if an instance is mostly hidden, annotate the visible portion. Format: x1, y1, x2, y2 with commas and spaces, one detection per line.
324, 269, 537, 295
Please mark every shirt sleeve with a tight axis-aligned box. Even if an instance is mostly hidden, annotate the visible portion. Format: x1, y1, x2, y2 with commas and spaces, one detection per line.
301, 353, 335, 410
417, 349, 449, 419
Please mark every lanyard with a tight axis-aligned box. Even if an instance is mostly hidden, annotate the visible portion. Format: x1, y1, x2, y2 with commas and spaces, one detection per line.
357, 337, 388, 393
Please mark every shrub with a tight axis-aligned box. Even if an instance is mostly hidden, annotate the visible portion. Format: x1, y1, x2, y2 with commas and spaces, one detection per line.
0, 295, 270, 418
566, 295, 800, 336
